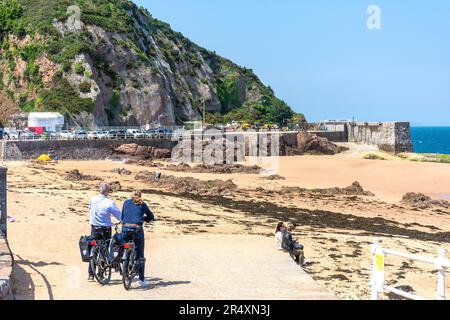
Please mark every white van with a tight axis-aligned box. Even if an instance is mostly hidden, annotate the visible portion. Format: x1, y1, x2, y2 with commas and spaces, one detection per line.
126, 129, 145, 139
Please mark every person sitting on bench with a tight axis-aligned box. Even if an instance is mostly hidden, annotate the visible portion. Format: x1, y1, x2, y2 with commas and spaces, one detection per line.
275, 222, 286, 250
282, 223, 309, 266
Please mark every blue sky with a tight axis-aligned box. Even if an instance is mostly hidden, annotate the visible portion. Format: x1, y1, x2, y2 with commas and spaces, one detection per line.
134, 0, 450, 126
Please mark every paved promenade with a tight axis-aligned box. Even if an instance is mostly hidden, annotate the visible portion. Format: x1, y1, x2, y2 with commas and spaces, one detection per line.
12, 235, 336, 300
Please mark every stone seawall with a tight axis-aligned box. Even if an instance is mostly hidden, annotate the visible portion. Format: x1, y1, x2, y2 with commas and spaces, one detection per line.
0, 167, 6, 238
1, 133, 301, 161
347, 122, 413, 153
0, 235, 13, 300
2, 139, 178, 161
0, 167, 11, 300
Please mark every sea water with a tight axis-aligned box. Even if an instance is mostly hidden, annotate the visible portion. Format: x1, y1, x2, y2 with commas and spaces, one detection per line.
411, 127, 450, 154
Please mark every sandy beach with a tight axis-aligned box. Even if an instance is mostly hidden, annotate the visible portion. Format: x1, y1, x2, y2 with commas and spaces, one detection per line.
4, 150, 450, 300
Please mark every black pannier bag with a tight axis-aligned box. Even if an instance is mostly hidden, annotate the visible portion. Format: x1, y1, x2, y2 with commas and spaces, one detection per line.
79, 235, 94, 262
110, 233, 124, 264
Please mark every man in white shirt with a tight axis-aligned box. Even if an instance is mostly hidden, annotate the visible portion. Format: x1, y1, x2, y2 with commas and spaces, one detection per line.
88, 183, 122, 281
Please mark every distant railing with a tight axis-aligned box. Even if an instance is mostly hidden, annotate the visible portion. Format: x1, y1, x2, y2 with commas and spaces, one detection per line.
94, 125, 185, 132
370, 239, 450, 300
1, 126, 183, 142
2, 127, 304, 142
1, 135, 170, 142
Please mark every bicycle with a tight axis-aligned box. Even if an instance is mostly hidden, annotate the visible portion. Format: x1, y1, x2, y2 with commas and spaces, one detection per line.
89, 223, 122, 286
121, 228, 141, 290
89, 238, 112, 285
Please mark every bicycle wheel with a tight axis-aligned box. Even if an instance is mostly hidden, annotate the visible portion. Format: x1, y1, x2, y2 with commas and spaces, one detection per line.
122, 250, 138, 290
122, 250, 132, 290
91, 246, 112, 285
113, 261, 123, 276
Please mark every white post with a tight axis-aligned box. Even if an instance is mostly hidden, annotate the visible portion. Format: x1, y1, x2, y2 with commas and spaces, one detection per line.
371, 238, 381, 300
436, 248, 447, 300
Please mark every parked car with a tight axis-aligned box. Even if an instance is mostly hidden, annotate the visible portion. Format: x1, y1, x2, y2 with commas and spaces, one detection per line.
59, 130, 74, 140
110, 130, 121, 139
87, 131, 99, 140
96, 130, 109, 140
108, 130, 128, 139
21, 130, 39, 140
88, 130, 109, 140
153, 128, 173, 138
4, 129, 19, 140
161, 128, 174, 138
126, 129, 146, 139
127, 129, 139, 137
41, 131, 58, 140
145, 129, 158, 138
121, 130, 134, 139
106, 130, 118, 140
74, 130, 88, 140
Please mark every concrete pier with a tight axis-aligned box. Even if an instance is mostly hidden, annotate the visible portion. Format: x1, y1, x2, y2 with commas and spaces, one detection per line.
309, 121, 413, 154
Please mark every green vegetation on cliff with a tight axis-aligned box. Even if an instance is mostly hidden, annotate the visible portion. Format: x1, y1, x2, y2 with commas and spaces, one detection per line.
0, 0, 23, 34
0, 0, 305, 126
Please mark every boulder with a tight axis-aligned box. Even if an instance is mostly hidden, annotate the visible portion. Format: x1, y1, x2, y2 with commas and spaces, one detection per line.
342, 181, 375, 196
111, 168, 132, 175
113, 144, 172, 160
65, 169, 103, 181
401, 192, 433, 209
152, 148, 172, 159
114, 144, 139, 156
135, 146, 150, 156
295, 132, 347, 155
110, 181, 122, 192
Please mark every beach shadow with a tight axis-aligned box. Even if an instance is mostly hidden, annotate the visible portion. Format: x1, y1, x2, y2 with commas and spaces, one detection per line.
144, 188, 450, 243
13, 256, 60, 300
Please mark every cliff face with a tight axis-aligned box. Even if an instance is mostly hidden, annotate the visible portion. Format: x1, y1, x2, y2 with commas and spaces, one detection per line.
0, 0, 304, 127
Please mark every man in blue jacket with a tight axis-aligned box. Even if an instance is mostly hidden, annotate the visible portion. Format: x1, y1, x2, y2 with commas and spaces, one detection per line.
121, 190, 155, 289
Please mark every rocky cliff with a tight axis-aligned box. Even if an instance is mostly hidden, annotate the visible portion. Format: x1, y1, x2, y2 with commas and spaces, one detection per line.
0, 0, 304, 127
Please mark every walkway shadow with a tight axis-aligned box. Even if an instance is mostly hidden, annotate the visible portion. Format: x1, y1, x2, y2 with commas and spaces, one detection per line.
12, 256, 62, 300
11, 263, 34, 300
149, 277, 191, 289
104, 277, 191, 291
